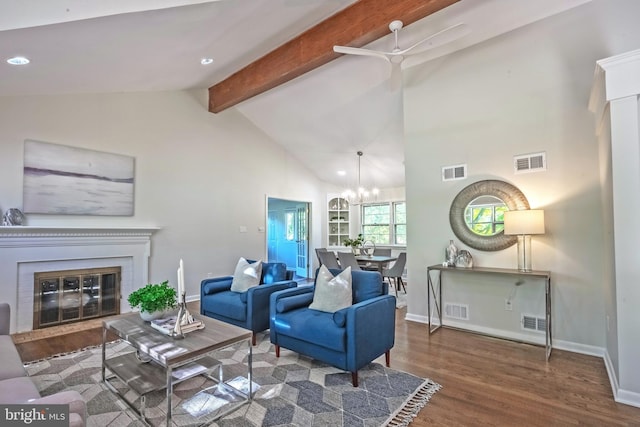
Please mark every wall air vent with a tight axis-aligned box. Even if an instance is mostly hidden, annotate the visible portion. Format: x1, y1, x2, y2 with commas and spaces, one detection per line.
522, 314, 546, 333
514, 152, 546, 174
444, 302, 469, 320
442, 164, 467, 181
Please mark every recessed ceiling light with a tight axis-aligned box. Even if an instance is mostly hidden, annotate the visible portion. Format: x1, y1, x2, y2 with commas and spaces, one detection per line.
200, 58, 214, 65
337, 170, 346, 176
7, 56, 30, 65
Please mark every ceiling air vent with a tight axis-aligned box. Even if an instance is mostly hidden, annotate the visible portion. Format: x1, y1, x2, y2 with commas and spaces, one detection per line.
442, 164, 467, 181
444, 302, 469, 320
514, 152, 546, 174
521, 314, 546, 333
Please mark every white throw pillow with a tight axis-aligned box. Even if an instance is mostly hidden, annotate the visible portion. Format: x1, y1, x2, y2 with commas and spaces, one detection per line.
309, 265, 352, 313
230, 258, 262, 292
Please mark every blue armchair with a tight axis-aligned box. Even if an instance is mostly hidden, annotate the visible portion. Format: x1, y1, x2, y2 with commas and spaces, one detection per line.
200, 261, 297, 345
270, 269, 395, 387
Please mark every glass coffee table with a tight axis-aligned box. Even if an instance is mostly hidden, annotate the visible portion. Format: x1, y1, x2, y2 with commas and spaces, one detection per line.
101, 312, 253, 426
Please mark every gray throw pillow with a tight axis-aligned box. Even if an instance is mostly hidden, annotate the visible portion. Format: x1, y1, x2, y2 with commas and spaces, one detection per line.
230, 258, 262, 292
309, 265, 352, 313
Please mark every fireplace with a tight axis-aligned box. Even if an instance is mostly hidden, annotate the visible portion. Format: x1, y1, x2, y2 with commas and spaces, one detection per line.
34, 267, 121, 329
0, 226, 159, 333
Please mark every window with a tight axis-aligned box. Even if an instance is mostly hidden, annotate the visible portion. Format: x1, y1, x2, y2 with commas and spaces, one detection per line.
285, 211, 295, 241
362, 202, 406, 245
464, 198, 507, 236
394, 202, 406, 245
362, 204, 390, 244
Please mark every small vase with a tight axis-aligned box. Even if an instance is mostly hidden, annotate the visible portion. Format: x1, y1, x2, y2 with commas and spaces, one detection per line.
455, 250, 473, 268
446, 240, 458, 267
2, 208, 25, 226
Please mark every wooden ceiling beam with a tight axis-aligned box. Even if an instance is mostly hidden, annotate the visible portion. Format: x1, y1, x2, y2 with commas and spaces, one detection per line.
208, 0, 459, 113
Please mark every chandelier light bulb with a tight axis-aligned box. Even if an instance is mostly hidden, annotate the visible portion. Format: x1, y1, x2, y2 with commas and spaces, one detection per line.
343, 151, 378, 206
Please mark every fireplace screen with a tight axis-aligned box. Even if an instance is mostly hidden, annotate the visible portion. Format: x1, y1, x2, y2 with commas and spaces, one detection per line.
34, 267, 120, 329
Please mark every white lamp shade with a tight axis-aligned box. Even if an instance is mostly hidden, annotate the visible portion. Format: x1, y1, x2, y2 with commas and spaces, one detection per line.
504, 209, 545, 235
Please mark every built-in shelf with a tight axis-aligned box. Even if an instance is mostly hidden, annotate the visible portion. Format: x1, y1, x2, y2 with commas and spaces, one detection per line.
327, 196, 350, 247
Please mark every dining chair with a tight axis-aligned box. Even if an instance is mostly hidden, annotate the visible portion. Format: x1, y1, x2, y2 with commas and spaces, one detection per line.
373, 248, 392, 257
337, 251, 362, 271
315, 248, 328, 265
318, 250, 341, 269
382, 252, 406, 297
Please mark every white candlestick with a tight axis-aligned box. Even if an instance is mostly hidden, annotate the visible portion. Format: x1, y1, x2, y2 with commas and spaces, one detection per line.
177, 267, 182, 297
179, 258, 185, 297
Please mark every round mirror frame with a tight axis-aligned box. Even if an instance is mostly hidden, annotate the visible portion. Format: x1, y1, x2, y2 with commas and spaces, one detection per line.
449, 180, 530, 251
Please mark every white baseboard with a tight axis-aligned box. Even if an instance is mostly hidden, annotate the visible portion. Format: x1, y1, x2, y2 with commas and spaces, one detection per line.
404, 313, 428, 324
445, 320, 547, 346
552, 338, 604, 357
402, 316, 607, 355
604, 350, 640, 408
410, 318, 547, 346
616, 389, 640, 408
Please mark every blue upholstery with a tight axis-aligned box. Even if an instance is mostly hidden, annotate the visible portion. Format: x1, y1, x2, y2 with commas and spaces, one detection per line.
246, 259, 289, 284
270, 269, 395, 386
200, 261, 297, 344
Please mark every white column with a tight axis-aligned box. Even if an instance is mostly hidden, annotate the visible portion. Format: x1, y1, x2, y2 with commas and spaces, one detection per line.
590, 49, 640, 408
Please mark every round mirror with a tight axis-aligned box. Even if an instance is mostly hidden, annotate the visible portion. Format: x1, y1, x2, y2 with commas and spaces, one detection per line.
450, 180, 530, 251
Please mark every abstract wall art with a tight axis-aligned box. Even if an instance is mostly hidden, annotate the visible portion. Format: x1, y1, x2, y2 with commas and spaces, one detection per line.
23, 140, 135, 215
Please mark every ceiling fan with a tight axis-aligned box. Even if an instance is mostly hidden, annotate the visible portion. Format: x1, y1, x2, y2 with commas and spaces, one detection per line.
333, 20, 468, 89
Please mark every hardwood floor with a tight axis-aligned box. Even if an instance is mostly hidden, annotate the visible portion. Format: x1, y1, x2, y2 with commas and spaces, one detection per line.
13, 303, 640, 426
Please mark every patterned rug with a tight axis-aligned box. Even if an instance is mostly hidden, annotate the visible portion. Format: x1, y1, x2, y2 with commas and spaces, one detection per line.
24, 332, 439, 427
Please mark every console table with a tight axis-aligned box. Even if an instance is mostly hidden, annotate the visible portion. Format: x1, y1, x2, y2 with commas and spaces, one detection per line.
427, 265, 552, 361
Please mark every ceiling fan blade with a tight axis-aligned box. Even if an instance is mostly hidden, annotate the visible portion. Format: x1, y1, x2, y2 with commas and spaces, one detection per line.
397, 23, 468, 56
333, 45, 391, 62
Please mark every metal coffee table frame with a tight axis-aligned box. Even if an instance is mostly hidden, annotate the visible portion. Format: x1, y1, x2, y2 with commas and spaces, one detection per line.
102, 312, 253, 426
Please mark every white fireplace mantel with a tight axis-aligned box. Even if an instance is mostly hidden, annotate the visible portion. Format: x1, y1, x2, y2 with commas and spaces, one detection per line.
0, 226, 160, 333
0, 226, 160, 240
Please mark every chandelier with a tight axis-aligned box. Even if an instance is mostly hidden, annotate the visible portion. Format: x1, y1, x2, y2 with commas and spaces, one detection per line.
342, 151, 379, 205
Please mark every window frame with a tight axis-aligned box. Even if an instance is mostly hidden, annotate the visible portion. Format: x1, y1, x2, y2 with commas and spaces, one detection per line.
360, 201, 406, 246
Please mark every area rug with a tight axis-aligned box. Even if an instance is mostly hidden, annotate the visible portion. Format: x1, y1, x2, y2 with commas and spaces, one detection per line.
24, 332, 439, 427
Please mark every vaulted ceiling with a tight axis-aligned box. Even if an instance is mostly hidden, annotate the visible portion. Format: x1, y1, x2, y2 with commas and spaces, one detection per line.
0, 0, 591, 190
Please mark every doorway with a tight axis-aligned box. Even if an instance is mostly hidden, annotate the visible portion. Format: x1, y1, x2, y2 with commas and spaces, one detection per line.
267, 197, 311, 278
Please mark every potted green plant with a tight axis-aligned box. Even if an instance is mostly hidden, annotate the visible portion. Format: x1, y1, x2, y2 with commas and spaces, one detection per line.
343, 234, 365, 255
127, 280, 177, 321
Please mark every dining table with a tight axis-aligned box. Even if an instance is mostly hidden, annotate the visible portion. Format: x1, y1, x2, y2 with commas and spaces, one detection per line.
354, 255, 397, 274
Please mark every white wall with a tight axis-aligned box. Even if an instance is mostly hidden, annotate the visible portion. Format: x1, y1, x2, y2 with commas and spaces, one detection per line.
0, 89, 325, 300
403, 0, 640, 357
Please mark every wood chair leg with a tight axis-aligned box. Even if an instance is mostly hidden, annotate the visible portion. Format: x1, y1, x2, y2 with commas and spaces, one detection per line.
385, 350, 390, 367
252, 333, 257, 346
351, 371, 358, 387
275, 345, 280, 357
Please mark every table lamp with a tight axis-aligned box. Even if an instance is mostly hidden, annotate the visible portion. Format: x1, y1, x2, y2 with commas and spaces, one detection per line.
504, 209, 545, 272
